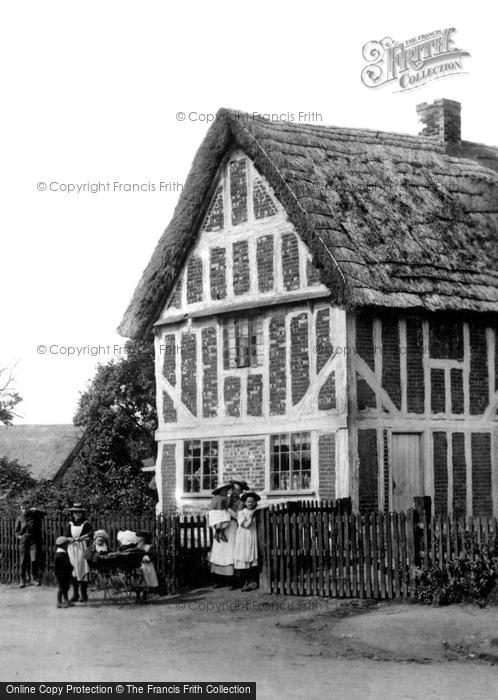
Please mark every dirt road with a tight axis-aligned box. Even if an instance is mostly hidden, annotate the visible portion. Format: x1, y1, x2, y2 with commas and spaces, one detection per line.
1, 585, 497, 699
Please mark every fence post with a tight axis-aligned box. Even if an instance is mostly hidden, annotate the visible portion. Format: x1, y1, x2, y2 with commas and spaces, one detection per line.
335, 497, 352, 516
413, 496, 431, 568
406, 508, 417, 597
257, 507, 270, 593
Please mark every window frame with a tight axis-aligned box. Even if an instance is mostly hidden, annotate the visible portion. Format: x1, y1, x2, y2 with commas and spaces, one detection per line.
183, 439, 219, 495
224, 315, 263, 370
269, 431, 312, 492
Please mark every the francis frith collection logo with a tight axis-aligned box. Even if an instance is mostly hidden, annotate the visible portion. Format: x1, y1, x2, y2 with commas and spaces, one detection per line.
361, 28, 470, 91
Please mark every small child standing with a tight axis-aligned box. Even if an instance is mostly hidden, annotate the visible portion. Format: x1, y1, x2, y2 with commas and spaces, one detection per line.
54, 536, 74, 608
135, 530, 159, 603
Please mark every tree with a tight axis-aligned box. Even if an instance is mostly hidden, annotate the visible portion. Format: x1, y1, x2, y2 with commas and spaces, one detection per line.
70, 339, 158, 514
0, 366, 22, 425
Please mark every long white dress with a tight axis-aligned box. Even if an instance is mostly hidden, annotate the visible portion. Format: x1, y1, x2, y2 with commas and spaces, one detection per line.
67, 522, 90, 581
209, 515, 237, 576
233, 508, 258, 570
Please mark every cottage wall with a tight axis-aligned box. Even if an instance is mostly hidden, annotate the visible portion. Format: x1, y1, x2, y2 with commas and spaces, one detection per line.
153, 151, 347, 511
151, 149, 498, 517
348, 311, 498, 517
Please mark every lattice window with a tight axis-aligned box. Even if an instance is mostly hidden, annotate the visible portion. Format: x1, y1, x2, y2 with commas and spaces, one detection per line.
224, 316, 263, 369
270, 432, 311, 491
183, 440, 218, 493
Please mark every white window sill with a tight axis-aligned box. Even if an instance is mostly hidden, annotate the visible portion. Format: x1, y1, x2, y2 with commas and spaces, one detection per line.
266, 491, 316, 498
181, 493, 213, 499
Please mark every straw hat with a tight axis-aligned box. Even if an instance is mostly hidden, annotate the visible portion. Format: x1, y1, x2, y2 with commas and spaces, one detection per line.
212, 483, 233, 496
230, 480, 250, 491
240, 491, 261, 503
68, 502, 87, 513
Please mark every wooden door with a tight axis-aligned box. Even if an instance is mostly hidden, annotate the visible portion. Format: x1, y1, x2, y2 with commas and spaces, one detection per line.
391, 433, 423, 512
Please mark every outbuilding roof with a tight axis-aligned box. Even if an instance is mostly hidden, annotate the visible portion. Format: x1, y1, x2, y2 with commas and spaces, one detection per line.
0, 424, 84, 481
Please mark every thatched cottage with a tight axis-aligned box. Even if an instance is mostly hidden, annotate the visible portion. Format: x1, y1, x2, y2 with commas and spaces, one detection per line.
119, 99, 498, 517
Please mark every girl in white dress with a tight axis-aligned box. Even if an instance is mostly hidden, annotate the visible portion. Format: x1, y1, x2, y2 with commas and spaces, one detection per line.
135, 530, 159, 603
64, 503, 93, 603
233, 492, 261, 591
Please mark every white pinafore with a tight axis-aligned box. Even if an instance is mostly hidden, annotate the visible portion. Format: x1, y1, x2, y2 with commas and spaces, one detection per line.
67, 522, 90, 581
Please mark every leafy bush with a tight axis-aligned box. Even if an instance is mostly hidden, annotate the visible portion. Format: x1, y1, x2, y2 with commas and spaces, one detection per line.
415, 535, 498, 606
0, 456, 37, 509
0, 461, 157, 518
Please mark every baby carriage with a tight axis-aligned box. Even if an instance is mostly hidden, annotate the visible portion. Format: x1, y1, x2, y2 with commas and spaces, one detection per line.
83, 548, 145, 604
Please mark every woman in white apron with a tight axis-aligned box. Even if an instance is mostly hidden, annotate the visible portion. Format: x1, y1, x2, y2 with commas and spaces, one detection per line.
208, 483, 239, 586
64, 503, 93, 603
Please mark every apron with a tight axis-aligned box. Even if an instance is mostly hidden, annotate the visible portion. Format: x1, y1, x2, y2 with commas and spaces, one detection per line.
209, 518, 237, 576
67, 522, 90, 581
141, 560, 159, 588
137, 545, 159, 588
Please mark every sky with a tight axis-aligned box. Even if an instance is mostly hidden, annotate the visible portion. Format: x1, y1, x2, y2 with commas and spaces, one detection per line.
1, 1, 495, 425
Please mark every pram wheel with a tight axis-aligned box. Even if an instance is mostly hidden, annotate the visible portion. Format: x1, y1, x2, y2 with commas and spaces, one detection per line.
82, 570, 106, 605
130, 569, 145, 590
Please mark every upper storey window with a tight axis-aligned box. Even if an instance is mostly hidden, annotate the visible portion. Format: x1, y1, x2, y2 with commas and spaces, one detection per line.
223, 315, 264, 369
230, 159, 248, 225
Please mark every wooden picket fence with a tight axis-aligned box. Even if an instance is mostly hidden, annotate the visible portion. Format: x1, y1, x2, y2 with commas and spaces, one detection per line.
0, 513, 182, 592
258, 503, 498, 599
1, 504, 496, 600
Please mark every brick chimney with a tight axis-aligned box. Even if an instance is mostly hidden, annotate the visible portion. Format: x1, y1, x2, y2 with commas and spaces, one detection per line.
416, 99, 461, 144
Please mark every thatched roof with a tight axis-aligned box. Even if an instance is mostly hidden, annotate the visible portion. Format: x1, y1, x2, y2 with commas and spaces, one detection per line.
0, 424, 84, 481
119, 109, 498, 339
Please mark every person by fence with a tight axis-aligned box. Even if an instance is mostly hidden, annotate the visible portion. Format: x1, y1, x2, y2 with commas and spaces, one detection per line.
233, 492, 261, 591
65, 503, 93, 603
14, 498, 46, 587
1, 501, 497, 602
54, 536, 74, 609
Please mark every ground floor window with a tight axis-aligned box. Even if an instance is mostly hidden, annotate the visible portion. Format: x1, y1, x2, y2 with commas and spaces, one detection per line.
183, 439, 219, 493
270, 432, 311, 490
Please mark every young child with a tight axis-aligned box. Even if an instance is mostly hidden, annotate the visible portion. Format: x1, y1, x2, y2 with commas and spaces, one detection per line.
85, 530, 109, 567
54, 536, 74, 608
135, 530, 159, 603
208, 485, 232, 542
233, 491, 261, 592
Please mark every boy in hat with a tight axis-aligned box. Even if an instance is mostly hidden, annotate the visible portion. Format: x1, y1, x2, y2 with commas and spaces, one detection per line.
15, 498, 46, 587
54, 536, 74, 608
